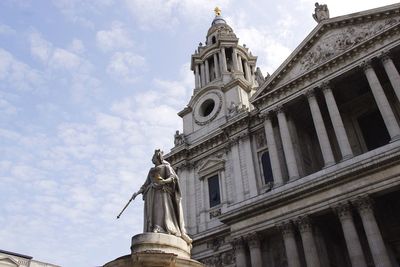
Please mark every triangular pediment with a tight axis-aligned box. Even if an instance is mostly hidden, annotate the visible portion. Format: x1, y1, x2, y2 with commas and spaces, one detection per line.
0, 257, 19, 266
197, 157, 225, 177
252, 3, 400, 103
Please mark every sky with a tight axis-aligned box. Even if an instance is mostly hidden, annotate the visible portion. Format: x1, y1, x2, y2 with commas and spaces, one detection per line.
0, 0, 399, 266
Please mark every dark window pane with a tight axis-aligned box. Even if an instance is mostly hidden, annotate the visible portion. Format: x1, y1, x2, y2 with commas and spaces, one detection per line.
208, 175, 221, 208
358, 110, 390, 151
261, 152, 274, 183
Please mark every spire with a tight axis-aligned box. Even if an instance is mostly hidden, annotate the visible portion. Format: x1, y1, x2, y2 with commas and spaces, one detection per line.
214, 6, 221, 16
211, 6, 226, 26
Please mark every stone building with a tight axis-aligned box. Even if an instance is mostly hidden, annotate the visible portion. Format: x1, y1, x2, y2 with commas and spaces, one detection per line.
165, 3, 400, 267
0, 249, 60, 267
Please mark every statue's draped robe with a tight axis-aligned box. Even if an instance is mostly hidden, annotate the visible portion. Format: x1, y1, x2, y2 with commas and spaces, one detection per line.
140, 161, 190, 243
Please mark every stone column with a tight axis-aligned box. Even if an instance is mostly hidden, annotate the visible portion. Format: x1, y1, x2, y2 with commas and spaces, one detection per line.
354, 196, 392, 267
261, 111, 284, 186
321, 83, 353, 160
232, 237, 247, 267
244, 60, 251, 82
240, 135, 258, 197
334, 202, 367, 267
306, 89, 335, 167
213, 53, 220, 78
279, 221, 301, 267
276, 106, 299, 180
194, 64, 200, 89
220, 48, 228, 72
246, 233, 263, 267
205, 59, 210, 84
362, 60, 400, 141
231, 139, 244, 202
200, 63, 206, 87
380, 51, 400, 103
297, 216, 321, 267
238, 55, 243, 72
232, 48, 239, 71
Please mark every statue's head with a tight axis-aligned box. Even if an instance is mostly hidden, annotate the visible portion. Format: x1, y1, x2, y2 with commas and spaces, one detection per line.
152, 149, 164, 165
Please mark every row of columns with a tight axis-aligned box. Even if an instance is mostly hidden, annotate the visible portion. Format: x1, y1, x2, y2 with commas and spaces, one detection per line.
261, 51, 400, 186
194, 47, 253, 88
231, 233, 263, 267
277, 196, 391, 267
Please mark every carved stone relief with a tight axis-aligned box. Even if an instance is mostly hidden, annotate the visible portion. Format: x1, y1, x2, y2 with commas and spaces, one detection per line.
300, 18, 399, 72
277, 17, 400, 86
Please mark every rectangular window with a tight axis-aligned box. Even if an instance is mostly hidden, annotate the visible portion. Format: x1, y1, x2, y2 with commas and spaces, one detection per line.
261, 151, 274, 184
208, 174, 221, 208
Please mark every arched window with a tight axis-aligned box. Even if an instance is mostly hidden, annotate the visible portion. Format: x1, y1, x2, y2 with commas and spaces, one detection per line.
261, 151, 273, 184
212, 36, 216, 44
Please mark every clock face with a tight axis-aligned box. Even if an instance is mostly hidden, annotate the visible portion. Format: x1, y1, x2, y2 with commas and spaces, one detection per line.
193, 92, 222, 125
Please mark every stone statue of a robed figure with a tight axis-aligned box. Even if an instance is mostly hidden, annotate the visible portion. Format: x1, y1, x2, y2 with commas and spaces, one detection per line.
110, 150, 202, 267
118, 149, 192, 246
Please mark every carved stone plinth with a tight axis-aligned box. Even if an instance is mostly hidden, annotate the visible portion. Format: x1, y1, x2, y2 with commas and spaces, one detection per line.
103, 233, 204, 267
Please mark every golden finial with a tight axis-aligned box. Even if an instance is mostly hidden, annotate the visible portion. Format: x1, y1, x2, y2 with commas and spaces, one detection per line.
214, 6, 221, 16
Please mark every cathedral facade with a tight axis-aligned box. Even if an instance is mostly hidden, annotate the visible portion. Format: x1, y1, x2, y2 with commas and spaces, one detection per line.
166, 3, 400, 267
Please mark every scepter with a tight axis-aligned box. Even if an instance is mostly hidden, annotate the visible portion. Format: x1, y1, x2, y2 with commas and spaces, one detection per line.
116, 192, 138, 219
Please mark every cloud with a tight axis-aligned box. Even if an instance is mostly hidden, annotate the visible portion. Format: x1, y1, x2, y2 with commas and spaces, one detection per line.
96, 21, 134, 52
69, 39, 85, 54
27, 31, 101, 102
29, 31, 53, 63
51, 0, 115, 28
106, 52, 146, 84
124, 0, 232, 30
0, 48, 44, 92
0, 24, 16, 35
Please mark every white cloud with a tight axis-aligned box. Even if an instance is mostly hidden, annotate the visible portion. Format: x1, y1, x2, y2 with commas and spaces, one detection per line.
0, 48, 44, 92
106, 52, 146, 84
0, 24, 16, 35
96, 21, 134, 52
124, 0, 232, 30
27, 31, 101, 102
29, 31, 53, 63
51, 0, 115, 28
69, 39, 85, 54
0, 98, 17, 115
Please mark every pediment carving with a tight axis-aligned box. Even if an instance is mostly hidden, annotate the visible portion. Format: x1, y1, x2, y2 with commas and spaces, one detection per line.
278, 17, 399, 87
0, 257, 19, 266
251, 6, 400, 104
197, 158, 225, 178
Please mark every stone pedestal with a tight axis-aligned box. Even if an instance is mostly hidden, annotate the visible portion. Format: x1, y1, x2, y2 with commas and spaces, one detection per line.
103, 233, 204, 267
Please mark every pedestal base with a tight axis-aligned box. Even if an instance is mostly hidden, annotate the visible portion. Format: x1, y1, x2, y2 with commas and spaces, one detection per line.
103, 233, 204, 267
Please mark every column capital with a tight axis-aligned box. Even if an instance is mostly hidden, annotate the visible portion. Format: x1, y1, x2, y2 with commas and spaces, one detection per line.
296, 215, 313, 233
332, 202, 353, 220
277, 221, 295, 237
359, 60, 373, 71
231, 237, 245, 251
245, 232, 261, 249
379, 50, 391, 63
304, 88, 316, 98
275, 105, 286, 114
320, 81, 332, 92
259, 110, 273, 120
353, 195, 374, 215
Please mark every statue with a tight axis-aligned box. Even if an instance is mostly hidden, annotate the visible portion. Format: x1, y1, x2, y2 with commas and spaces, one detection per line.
119, 149, 192, 245
174, 130, 186, 146
312, 2, 329, 23
255, 67, 265, 86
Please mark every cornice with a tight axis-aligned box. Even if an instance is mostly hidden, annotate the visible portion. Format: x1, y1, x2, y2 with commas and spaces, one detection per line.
219, 142, 400, 226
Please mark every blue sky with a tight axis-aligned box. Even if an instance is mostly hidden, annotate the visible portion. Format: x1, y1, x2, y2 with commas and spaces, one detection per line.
0, 0, 398, 266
